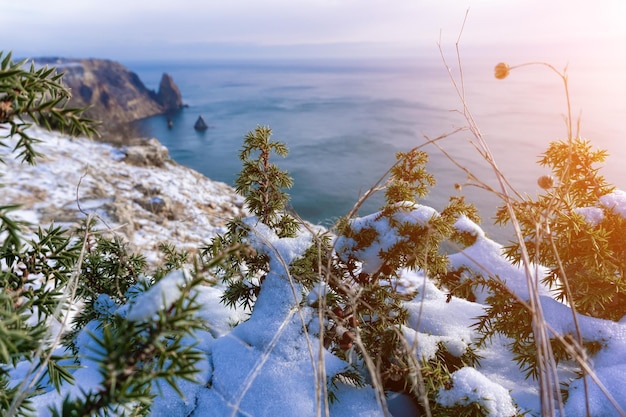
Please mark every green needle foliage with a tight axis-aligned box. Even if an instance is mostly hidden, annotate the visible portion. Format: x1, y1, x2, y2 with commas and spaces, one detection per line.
384, 148, 435, 207
203, 125, 299, 311
0, 51, 99, 164
235, 125, 299, 238
496, 138, 626, 320
52, 275, 207, 417
330, 150, 481, 409
0, 51, 102, 415
1, 210, 83, 415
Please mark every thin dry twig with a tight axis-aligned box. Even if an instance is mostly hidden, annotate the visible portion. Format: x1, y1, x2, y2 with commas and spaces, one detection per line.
437, 11, 566, 416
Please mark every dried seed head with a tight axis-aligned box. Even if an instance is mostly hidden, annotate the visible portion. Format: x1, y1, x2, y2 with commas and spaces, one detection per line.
538, 175, 555, 190
494, 62, 510, 79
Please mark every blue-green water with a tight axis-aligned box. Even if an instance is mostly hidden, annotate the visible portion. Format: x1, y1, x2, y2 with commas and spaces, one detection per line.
127, 58, 626, 243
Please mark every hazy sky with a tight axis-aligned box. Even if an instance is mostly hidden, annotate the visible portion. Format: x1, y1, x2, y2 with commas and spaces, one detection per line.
4, 0, 626, 60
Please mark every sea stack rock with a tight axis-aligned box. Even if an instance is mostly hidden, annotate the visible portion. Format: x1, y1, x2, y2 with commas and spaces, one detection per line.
194, 116, 208, 131
156, 73, 183, 112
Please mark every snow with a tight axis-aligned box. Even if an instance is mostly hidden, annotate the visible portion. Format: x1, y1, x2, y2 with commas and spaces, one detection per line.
436, 367, 517, 416
0, 126, 245, 265
404, 275, 481, 354
564, 366, 626, 417
334, 202, 439, 275
600, 190, 626, 217
124, 270, 189, 322
449, 216, 554, 302
574, 207, 604, 225
574, 190, 626, 226
4, 127, 626, 416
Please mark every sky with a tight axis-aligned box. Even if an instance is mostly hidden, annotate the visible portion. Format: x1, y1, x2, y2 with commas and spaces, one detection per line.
3, 0, 626, 61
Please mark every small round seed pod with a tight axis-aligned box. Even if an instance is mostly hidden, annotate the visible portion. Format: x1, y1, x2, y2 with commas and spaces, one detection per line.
537, 175, 555, 190
494, 62, 510, 79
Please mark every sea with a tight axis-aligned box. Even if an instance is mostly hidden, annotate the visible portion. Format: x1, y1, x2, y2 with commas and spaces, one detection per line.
126, 54, 626, 244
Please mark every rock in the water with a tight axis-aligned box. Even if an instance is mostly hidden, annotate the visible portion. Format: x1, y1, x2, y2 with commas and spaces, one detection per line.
194, 115, 209, 131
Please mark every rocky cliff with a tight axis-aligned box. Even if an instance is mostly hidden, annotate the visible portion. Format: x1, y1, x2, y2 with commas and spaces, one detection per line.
33, 58, 183, 125
156, 73, 183, 111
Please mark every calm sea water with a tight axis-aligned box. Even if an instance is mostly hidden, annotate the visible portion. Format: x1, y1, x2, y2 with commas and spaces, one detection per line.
127, 57, 626, 244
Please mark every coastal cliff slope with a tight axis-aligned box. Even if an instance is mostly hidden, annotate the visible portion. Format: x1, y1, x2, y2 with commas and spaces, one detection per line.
0, 126, 243, 264
33, 57, 183, 125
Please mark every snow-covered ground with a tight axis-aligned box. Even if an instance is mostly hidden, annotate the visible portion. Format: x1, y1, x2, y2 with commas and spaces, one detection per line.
0, 126, 245, 266
3, 127, 626, 416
